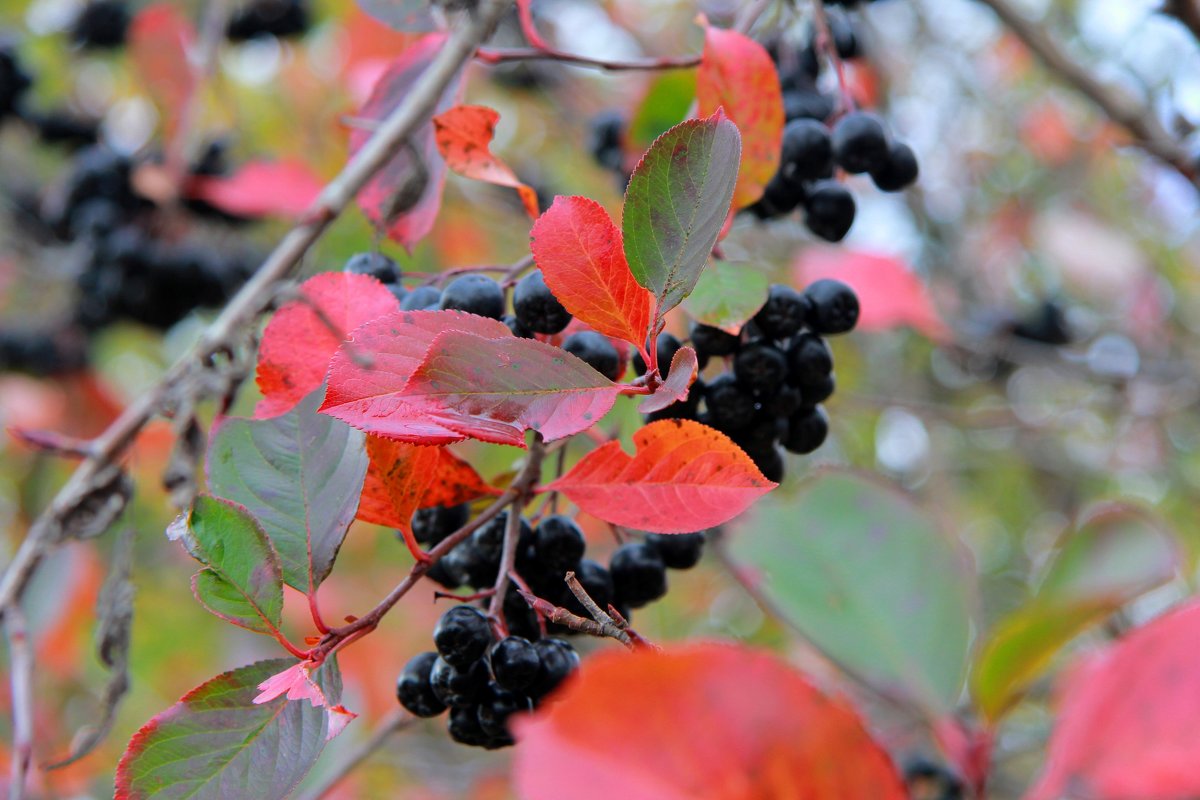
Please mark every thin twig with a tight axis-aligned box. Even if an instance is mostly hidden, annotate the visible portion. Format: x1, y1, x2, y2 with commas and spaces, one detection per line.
475, 47, 700, 72
295, 710, 414, 800
975, 0, 1197, 186
810, 0, 856, 115
487, 437, 545, 633
6, 608, 32, 800
564, 571, 616, 627
518, 588, 634, 648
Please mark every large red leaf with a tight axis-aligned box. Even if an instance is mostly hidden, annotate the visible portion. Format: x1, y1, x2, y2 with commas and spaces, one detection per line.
128, 4, 196, 138
530, 196, 653, 348
255, 273, 399, 419
514, 643, 907, 800
795, 247, 949, 340
357, 435, 495, 530
350, 34, 461, 250
638, 346, 698, 413
1026, 599, 1200, 800
433, 105, 539, 219
399, 332, 623, 447
186, 160, 323, 218
696, 23, 784, 210
319, 310, 513, 443
547, 419, 776, 532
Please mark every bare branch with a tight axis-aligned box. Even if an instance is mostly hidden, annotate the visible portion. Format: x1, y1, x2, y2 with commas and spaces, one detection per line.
6, 608, 32, 800
295, 710, 414, 800
518, 589, 633, 647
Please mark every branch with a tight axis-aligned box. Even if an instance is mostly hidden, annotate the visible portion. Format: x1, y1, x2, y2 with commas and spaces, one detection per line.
518, 588, 633, 647
0, 0, 515, 617
6, 608, 32, 800
475, 47, 700, 72
487, 437, 545, 633
295, 710, 414, 800
975, 0, 1198, 186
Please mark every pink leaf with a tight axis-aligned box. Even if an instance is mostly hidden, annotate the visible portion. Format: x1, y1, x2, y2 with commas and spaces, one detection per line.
795, 247, 950, 340
319, 310, 513, 443
254, 662, 327, 707
255, 273, 400, 419
326, 705, 357, 741
434, 105, 539, 218
399, 331, 624, 447
128, 4, 196, 138
547, 419, 777, 532
639, 346, 698, 414
185, 160, 323, 218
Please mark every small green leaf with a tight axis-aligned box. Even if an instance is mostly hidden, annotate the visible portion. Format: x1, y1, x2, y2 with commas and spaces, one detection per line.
682, 260, 769, 333
628, 70, 696, 150
622, 111, 741, 316
730, 470, 973, 718
176, 495, 283, 635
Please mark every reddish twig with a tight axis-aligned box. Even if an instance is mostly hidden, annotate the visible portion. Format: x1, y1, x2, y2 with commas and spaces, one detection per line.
518, 588, 634, 648
487, 437, 544, 634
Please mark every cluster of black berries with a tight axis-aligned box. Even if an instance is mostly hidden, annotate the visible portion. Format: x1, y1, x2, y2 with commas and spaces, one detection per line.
226, 0, 311, 42
69, 1, 131, 50
0, 34, 101, 151
646, 279, 860, 482
397, 604, 579, 748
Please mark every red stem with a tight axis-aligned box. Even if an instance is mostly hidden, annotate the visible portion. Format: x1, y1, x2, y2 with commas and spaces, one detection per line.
308, 591, 330, 635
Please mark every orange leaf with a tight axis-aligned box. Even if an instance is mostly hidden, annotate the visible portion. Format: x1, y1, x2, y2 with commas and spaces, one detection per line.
514, 643, 907, 800
546, 419, 776, 532
696, 23, 784, 210
433, 105, 539, 219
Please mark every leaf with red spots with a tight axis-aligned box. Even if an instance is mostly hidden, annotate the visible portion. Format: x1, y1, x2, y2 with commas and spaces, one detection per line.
185, 160, 323, 219
255, 272, 400, 419
696, 23, 784, 209
128, 4, 196, 138
639, 346, 698, 413
1026, 598, 1200, 800
434, 105, 539, 219
399, 331, 624, 447
350, 34, 462, 250
547, 419, 776, 532
319, 310, 513, 444
530, 196, 653, 347
514, 643, 907, 800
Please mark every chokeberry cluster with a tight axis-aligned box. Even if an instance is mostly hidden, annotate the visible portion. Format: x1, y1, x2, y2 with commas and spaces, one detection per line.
226, 0, 311, 42
648, 279, 860, 482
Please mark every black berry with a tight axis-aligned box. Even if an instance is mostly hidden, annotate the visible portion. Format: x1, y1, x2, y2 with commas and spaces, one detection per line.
831, 111, 890, 174
411, 503, 469, 546
562, 330, 621, 381
782, 405, 829, 454
753, 284, 810, 340
610, 542, 667, 608
397, 652, 447, 718
489, 636, 541, 692
70, 1, 131, 49
646, 532, 705, 570
343, 252, 401, 285
800, 372, 836, 405
513, 269, 572, 334
733, 341, 788, 396
804, 181, 856, 242
633, 332, 682, 378
400, 285, 441, 310
476, 685, 532, 745
227, 0, 311, 41
703, 373, 756, 433
533, 515, 587, 575
803, 279, 859, 334
447, 704, 489, 746
433, 605, 493, 669
503, 313, 535, 338
871, 141, 919, 192
690, 322, 740, 359
786, 333, 833, 385
783, 90, 835, 123
528, 639, 579, 699
781, 119, 834, 182
440, 274, 505, 319
430, 657, 488, 708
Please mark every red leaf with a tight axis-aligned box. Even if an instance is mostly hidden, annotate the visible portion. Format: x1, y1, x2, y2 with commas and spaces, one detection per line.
319, 310, 513, 443
185, 160, 322, 218
638, 346, 698, 413
433, 105, 539, 219
795, 247, 950, 339
696, 23, 784, 210
547, 419, 776, 532
129, 4, 196, 138
514, 643, 907, 800
356, 435, 495, 530
1026, 599, 1200, 800
530, 196, 653, 347
401, 331, 623, 447
255, 273, 400, 419
350, 34, 461, 250
253, 662, 328, 707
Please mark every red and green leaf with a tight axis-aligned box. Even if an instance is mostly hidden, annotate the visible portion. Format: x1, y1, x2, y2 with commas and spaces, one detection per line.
255, 272, 399, 419
433, 105, 539, 219
547, 419, 775, 531
638, 346, 698, 413
185, 160, 323, 219
622, 112, 742, 316
682, 259, 769, 334
513, 643, 906, 800
696, 24, 784, 209
530, 196, 653, 347
319, 309, 513, 443
207, 388, 368, 594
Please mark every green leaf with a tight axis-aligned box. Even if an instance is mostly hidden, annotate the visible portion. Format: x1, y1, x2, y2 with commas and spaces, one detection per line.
682, 260, 769, 333
628, 70, 696, 150
971, 503, 1178, 721
208, 387, 368, 593
622, 111, 741, 316
115, 658, 341, 800
171, 495, 283, 635
729, 469, 973, 717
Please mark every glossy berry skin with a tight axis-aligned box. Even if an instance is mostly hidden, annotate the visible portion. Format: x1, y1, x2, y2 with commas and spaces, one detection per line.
343, 252, 401, 285
754, 171, 806, 218
754, 284, 811, 340
513, 269, 572, 334
871, 141, 920, 192
632, 333, 682, 378
786, 333, 833, 385
70, 1, 130, 49
610, 542, 668, 608
690, 322, 740, 359
411, 503, 469, 547
477, 686, 533, 744
440, 274, 505, 319
803, 279, 860, 334
804, 181, 856, 242
562, 331, 621, 381
751, 445, 786, 483
489, 636, 541, 692
831, 111, 890, 174
800, 372, 836, 405
782, 405, 830, 454
762, 384, 804, 419
781, 119, 834, 182
448, 704, 490, 747
433, 605, 493, 669
400, 285, 441, 311
733, 341, 788, 396
430, 657, 488, 708
502, 313, 535, 338
533, 515, 586, 575
783, 90, 835, 123
528, 639, 580, 699
646, 532, 705, 570
704, 374, 757, 433
396, 652, 447, 718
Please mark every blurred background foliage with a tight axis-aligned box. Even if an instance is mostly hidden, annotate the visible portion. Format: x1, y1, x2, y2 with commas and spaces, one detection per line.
1, 0, 1199, 797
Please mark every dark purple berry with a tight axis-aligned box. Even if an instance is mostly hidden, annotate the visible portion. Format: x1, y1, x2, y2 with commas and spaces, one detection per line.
831, 111, 890, 174
804, 181, 856, 242
803, 279, 859, 334
562, 330, 621, 381
781, 119, 834, 182
400, 285, 441, 310
410, 503, 469, 547
397, 652, 447, 717
782, 405, 829, 454
786, 333, 833, 385
783, 90, 835, 123
646, 532, 705, 570
430, 657, 489, 708
690, 323, 740, 358
533, 515, 586, 575
800, 372, 836, 405
447, 704, 489, 746
440, 274, 505, 319
226, 0, 311, 41
870, 140, 919, 192
513, 269, 572, 334
503, 313, 535, 338
433, 605, 493, 669
343, 252, 401, 285
733, 341, 788, 395
610, 542, 667, 609
753, 284, 810, 340
703, 373, 756, 433
476, 685, 533, 745
528, 639, 579, 699
762, 384, 804, 418
70, 1, 131, 50
489, 636, 541, 692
